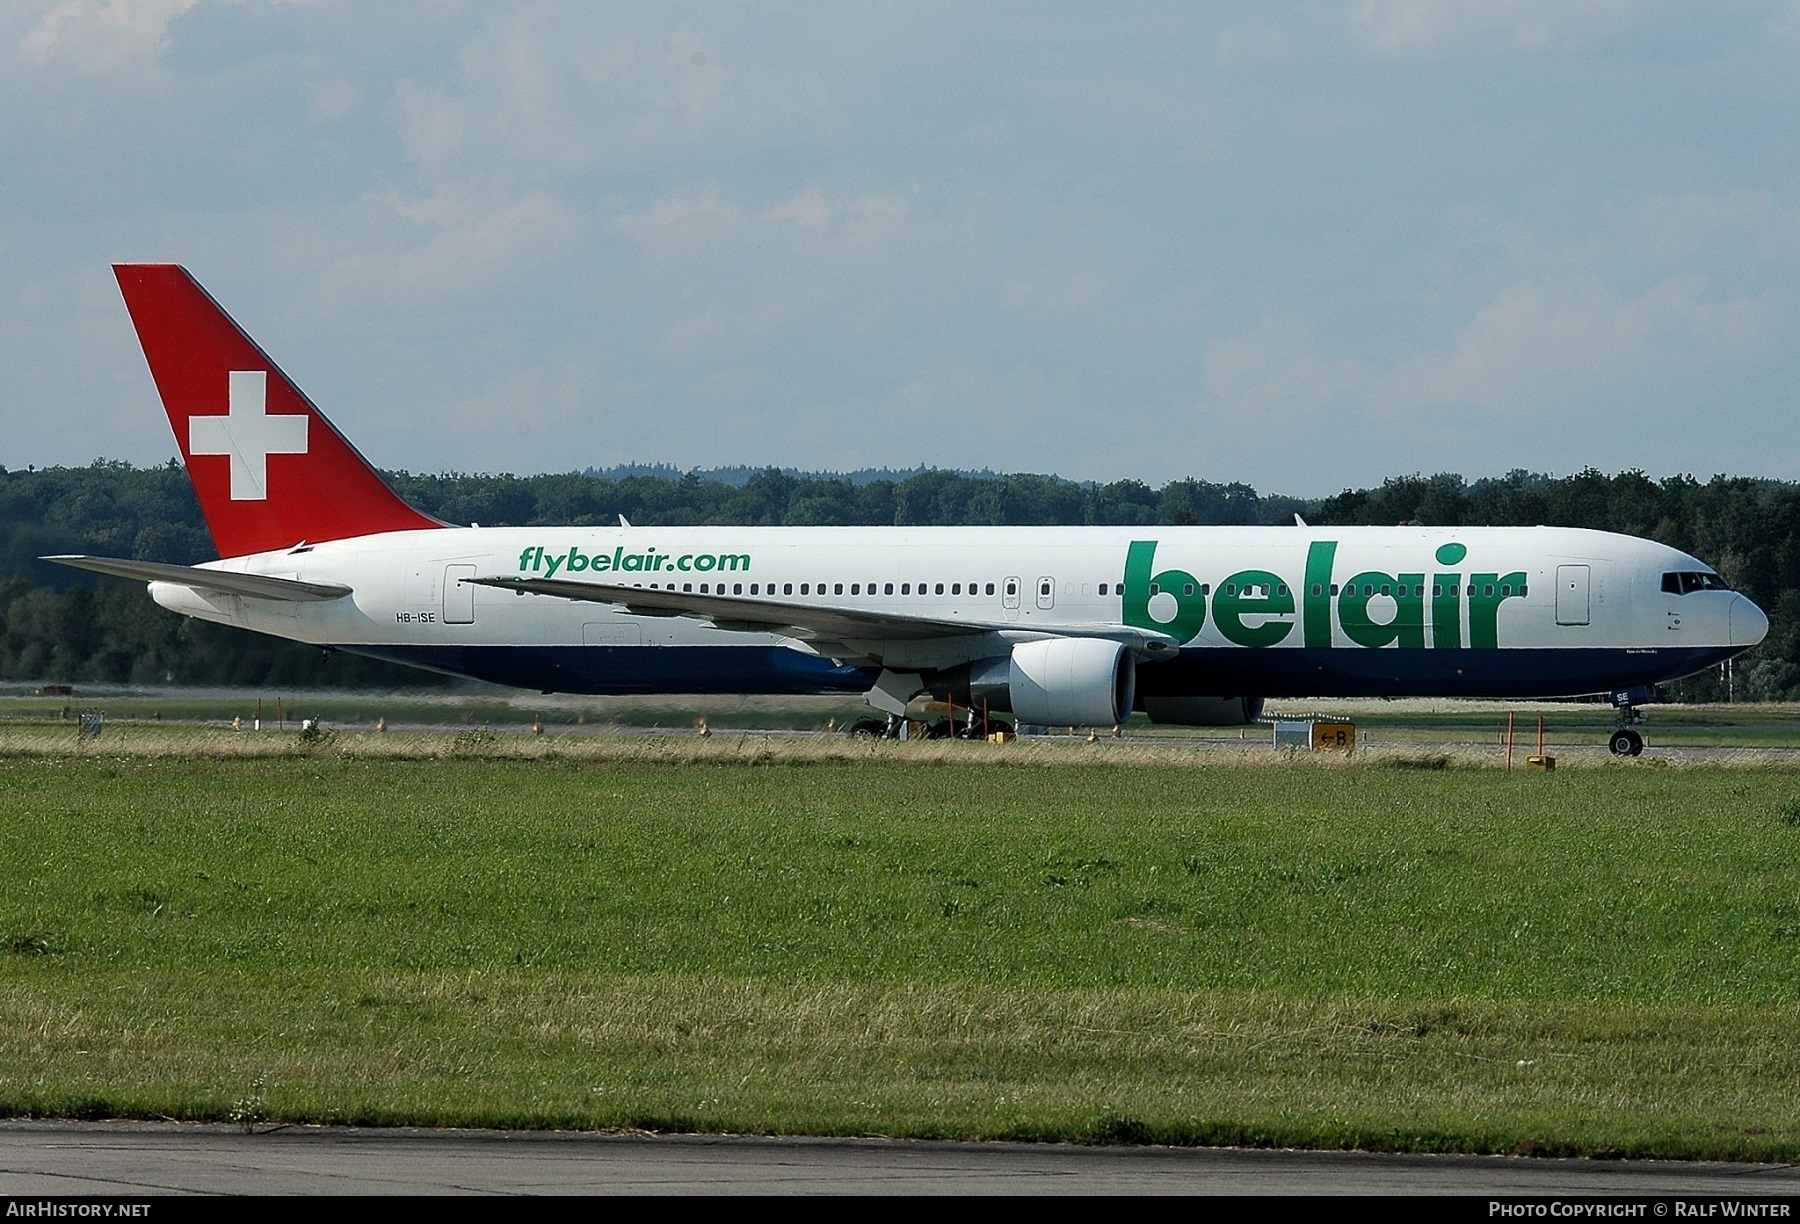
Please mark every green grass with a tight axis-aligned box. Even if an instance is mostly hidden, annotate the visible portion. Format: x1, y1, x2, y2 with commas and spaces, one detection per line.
5, 747, 1800, 1156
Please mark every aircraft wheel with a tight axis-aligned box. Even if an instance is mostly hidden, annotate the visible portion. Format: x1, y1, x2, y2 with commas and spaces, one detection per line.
1608, 728, 1644, 757
848, 718, 887, 739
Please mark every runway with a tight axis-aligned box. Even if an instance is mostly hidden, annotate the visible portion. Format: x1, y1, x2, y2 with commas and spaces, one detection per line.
3, 1123, 1799, 1196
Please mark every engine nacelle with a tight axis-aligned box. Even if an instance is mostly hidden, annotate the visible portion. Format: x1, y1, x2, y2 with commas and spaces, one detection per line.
1141, 695, 1265, 726
966, 638, 1135, 727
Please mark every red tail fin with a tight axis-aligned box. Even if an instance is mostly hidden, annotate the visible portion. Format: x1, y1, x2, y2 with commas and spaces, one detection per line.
113, 264, 443, 558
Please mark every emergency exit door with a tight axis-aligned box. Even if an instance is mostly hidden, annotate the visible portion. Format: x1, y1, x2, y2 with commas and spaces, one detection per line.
1555, 564, 1590, 626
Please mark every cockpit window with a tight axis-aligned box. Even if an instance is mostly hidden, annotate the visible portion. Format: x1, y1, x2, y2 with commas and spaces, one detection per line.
1661, 571, 1730, 595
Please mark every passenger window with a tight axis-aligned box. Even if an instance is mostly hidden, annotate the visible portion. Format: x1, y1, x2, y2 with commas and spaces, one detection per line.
1432, 584, 1441, 597
851, 584, 860, 595
1483, 584, 1494, 597
834, 583, 844, 595
885, 583, 894, 595
1224, 584, 1236, 596
799, 583, 808, 595
952, 583, 961, 595
1500, 584, 1511, 597
901, 583, 910, 595
1006, 580, 1018, 596
1149, 583, 1160, 596
683, 583, 693, 592
936, 583, 945, 595
1098, 583, 1108, 596
1330, 584, 1339, 596
1183, 583, 1194, 597
986, 582, 995, 595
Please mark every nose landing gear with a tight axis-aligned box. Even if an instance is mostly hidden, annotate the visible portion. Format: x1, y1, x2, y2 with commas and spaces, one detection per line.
1608, 686, 1651, 757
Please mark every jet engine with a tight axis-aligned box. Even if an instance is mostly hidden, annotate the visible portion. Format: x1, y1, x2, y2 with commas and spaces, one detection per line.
944, 638, 1136, 727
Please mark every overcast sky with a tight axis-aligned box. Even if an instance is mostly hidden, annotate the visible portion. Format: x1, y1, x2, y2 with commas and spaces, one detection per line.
3, 1, 1797, 496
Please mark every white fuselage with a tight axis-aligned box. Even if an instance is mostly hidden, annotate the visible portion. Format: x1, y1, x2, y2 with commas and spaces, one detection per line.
146, 523, 1765, 702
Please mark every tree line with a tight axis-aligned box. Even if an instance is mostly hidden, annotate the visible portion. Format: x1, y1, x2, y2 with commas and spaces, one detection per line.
0, 461, 1790, 699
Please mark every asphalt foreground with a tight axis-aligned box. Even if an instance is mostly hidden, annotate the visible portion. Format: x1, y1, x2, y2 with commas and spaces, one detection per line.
0, 1122, 1798, 1200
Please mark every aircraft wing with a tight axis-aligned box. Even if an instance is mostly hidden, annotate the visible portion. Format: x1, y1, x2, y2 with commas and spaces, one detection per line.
42, 555, 352, 602
469, 574, 1179, 656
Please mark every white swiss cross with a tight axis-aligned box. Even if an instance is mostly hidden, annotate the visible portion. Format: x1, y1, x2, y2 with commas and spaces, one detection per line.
187, 370, 309, 501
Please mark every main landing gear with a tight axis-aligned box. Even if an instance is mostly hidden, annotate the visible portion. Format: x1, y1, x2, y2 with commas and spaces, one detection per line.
1608, 686, 1651, 757
847, 711, 996, 740
848, 715, 898, 739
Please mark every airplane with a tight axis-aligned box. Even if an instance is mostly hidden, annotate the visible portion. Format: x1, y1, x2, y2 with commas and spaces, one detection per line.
45, 264, 1769, 756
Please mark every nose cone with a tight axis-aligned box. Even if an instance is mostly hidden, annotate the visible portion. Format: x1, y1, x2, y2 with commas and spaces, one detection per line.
1730, 594, 1770, 647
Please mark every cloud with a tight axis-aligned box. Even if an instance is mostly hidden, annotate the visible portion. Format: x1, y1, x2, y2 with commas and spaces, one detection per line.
1372, 276, 1778, 414
1194, 254, 1782, 479
1350, 0, 1636, 57
306, 78, 360, 123
1200, 316, 1367, 425
434, 361, 587, 450
295, 187, 583, 315
612, 186, 908, 261
390, 9, 738, 187
17, 0, 196, 73
1614, 190, 1800, 269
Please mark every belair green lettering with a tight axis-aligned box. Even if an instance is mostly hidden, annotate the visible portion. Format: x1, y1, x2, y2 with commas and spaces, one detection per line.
518, 546, 752, 577
1123, 540, 1525, 650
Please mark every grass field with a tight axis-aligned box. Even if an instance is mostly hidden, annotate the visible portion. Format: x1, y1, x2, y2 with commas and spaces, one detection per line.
4, 733, 1800, 1157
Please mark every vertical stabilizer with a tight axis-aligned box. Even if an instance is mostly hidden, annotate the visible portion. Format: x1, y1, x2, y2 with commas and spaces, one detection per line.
113, 264, 443, 558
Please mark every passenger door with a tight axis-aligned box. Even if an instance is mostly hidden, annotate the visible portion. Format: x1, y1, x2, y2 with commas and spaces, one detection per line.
1555, 564, 1590, 626
443, 563, 476, 625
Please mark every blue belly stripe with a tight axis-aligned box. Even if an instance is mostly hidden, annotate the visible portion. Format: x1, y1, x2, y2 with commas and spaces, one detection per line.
338, 641, 1738, 701
1136, 645, 1740, 700
339, 643, 875, 696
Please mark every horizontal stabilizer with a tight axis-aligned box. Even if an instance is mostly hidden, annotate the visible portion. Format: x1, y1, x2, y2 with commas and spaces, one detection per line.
42, 555, 352, 602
